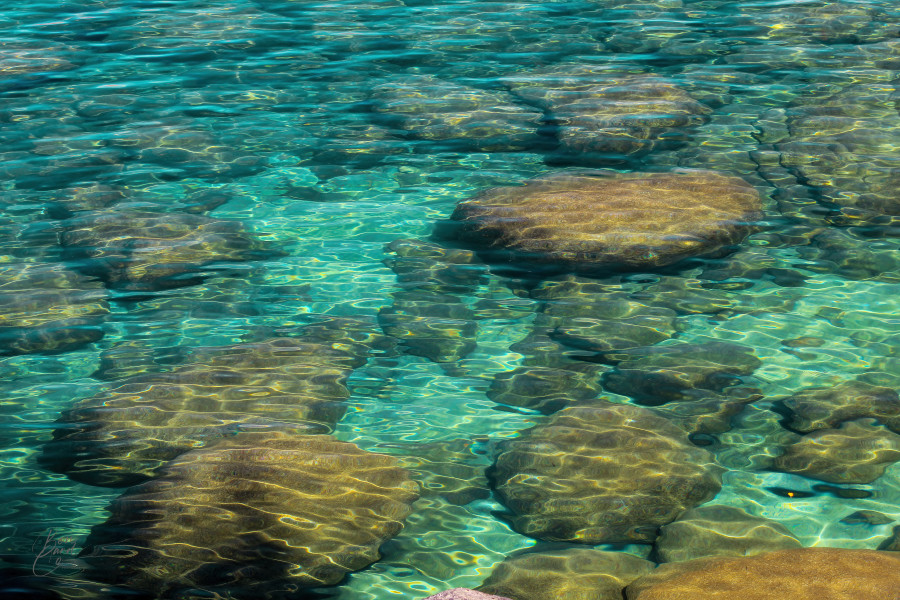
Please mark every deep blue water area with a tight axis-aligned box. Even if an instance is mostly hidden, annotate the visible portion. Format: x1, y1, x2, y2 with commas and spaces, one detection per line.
2, 0, 900, 598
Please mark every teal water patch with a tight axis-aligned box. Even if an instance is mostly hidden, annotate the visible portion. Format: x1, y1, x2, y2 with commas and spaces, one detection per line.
2, 0, 900, 598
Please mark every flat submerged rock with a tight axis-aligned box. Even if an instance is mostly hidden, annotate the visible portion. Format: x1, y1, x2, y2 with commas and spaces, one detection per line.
625, 548, 900, 600
438, 169, 762, 274
81, 433, 420, 596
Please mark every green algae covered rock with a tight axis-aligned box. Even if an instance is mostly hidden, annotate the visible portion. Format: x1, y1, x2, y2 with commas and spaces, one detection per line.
488, 402, 722, 544
438, 169, 762, 275
80, 432, 419, 596
477, 548, 654, 600
487, 363, 605, 414
625, 548, 900, 600
655, 505, 802, 563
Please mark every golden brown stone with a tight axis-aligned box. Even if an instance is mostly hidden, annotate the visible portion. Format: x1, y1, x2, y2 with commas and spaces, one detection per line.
780, 379, 900, 433
60, 210, 285, 290
772, 419, 900, 484
41, 337, 366, 486
625, 548, 900, 600
477, 548, 654, 600
0, 263, 108, 356
489, 402, 722, 544
441, 170, 762, 273
81, 433, 419, 595
655, 505, 801, 563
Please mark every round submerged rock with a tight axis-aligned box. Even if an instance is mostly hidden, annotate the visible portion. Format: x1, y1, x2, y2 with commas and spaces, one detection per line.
778, 379, 900, 433
60, 210, 286, 291
476, 548, 654, 600
0, 263, 108, 356
772, 419, 900, 484
436, 169, 762, 275
625, 548, 900, 600
654, 505, 802, 563
488, 402, 723, 544
80, 432, 420, 597
40, 337, 368, 486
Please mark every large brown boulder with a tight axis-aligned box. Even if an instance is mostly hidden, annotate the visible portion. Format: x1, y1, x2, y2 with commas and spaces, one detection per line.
488, 402, 723, 544
0, 263, 108, 356
654, 505, 802, 563
503, 67, 711, 159
41, 337, 368, 486
625, 548, 900, 600
437, 170, 762, 274
60, 210, 285, 290
772, 419, 900, 484
476, 548, 654, 600
778, 379, 900, 433
601, 341, 763, 405
80, 433, 419, 596
370, 75, 542, 151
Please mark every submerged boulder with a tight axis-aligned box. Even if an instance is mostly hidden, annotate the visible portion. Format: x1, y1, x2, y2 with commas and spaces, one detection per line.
529, 277, 679, 360
41, 337, 368, 486
778, 379, 900, 433
476, 548, 654, 600
487, 363, 605, 414
60, 210, 286, 290
378, 238, 485, 365
504, 67, 711, 161
655, 505, 802, 563
878, 525, 900, 551
378, 290, 478, 364
80, 433, 419, 596
488, 402, 722, 544
775, 82, 900, 224
625, 548, 900, 599
437, 169, 762, 275
649, 387, 762, 438
370, 75, 543, 151
601, 341, 762, 405
0, 263, 108, 356
772, 419, 900, 484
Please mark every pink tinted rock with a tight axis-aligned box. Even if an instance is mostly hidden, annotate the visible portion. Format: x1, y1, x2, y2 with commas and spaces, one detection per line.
422, 589, 513, 600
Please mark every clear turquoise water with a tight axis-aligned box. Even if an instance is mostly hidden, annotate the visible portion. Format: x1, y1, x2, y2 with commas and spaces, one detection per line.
2, 0, 900, 597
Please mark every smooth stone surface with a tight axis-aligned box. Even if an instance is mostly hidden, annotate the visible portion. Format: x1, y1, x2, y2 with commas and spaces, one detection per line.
60, 209, 285, 290
772, 419, 900, 484
489, 402, 723, 544
841, 510, 894, 526
655, 505, 802, 563
0, 262, 108, 356
41, 336, 368, 486
780, 379, 900, 433
625, 548, 900, 600
477, 548, 654, 600
81, 433, 420, 595
601, 341, 762, 405
371, 75, 542, 151
437, 169, 762, 274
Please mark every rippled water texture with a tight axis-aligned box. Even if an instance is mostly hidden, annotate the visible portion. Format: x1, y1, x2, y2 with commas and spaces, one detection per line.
2, 0, 900, 598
